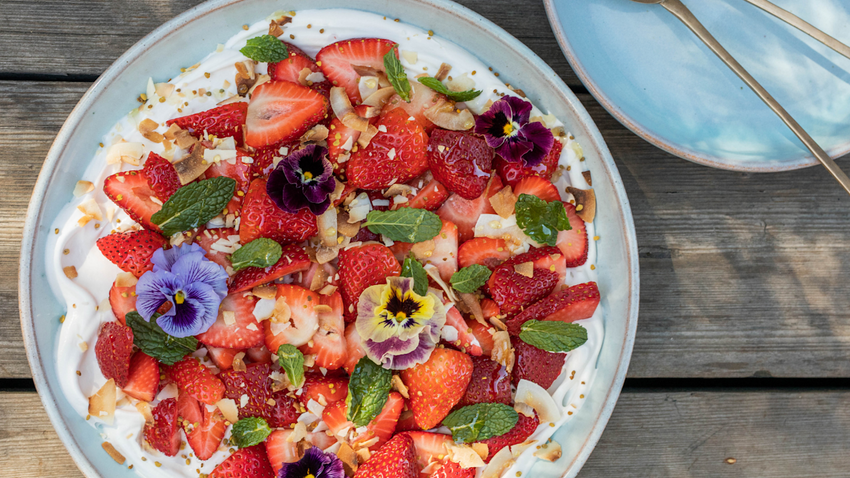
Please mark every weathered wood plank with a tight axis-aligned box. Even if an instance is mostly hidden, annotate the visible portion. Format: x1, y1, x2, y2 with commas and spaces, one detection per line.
6, 389, 850, 477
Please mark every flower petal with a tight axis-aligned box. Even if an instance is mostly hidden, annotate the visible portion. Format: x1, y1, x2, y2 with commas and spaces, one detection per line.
503, 95, 532, 124
156, 297, 205, 337
150, 243, 204, 272
170, 252, 229, 298
495, 136, 533, 164
135, 270, 182, 320
517, 120, 555, 166
363, 335, 420, 368
278, 446, 345, 478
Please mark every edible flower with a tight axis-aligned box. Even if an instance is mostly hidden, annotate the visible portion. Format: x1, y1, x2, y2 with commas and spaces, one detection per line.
356, 276, 446, 370
135, 243, 228, 338
474, 95, 554, 166
267, 144, 336, 215
278, 446, 344, 478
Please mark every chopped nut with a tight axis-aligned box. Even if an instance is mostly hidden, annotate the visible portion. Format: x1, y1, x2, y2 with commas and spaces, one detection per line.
566, 187, 596, 223
63, 266, 78, 279
513, 262, 534, 278
391, 375, 410, 399
235, 60, 258, 96
102, 442, 126, 464
252, 285, 277, 300
490, 331, 514, 373
232, 352, 247, 372
435, 62, 452, 81
173, 143, 210, 184
533, 440, 562, 462
489, 185, 517, 219
73, 180, 95, 197
338, 442, 359, 475
582, 170, 592, 186
138, 118, 164, 143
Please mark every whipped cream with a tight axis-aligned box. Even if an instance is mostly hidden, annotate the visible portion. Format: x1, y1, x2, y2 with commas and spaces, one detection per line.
45, 8, 603, 478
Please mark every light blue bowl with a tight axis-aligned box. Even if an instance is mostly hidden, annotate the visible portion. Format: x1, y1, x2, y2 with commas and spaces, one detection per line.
19, 1, 639, 476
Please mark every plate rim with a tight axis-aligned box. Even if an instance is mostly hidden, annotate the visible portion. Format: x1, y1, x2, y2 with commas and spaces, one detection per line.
18, 1, 640, 476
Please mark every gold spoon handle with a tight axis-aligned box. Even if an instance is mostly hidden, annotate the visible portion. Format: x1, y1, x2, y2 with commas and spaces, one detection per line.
742, 0, 850, 61
661, 0, 850, 194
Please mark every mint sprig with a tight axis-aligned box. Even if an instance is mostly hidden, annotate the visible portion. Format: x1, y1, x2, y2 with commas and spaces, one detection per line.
384, 46, 411, 102
240, 35, 289, 63
231, 417, 272, 448
450, 264, 492, 294
515, 194, 571, 246
401, 254, 429, 296
417, 77, 482, 103
231, 238, 282, 272
442, 403, 519, 443
277, 344, 305, 388
364, 208, 442, 243
346, 357, 392, 427
150, 177, 236, 236
125, 312, 197, 365
519, 320, 588, 353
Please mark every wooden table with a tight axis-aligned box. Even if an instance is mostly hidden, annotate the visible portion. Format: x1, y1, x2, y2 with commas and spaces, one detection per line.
3, 1, 849, 476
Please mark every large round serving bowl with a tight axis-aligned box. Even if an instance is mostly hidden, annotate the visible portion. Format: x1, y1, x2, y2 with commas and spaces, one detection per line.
19, 0, 639, 476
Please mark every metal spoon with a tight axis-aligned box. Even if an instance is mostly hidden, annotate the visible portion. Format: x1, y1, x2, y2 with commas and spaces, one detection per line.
630, 0, 850, 195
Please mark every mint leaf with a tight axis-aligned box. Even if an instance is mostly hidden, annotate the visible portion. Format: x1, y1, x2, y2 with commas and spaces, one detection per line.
450, 264, 492, 294
151, 177, 236, 236
277, 344, 305, 388
125, 312, 197, 365
240, 35, 289, 63
401, 254, 429, 296
231, 238, 282, 272
515, 194, 571, 246
346, 357, 392, 427
384, 45, 411, 102
442, 403, 518, 443
519, 320, 588, 353
417, 77, 482, 103
364, 208, 442, 243
231, 417, 272, 448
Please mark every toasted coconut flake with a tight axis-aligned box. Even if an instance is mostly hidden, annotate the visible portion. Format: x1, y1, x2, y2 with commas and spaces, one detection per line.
102, 442, 126, 464
357, 124, 380, 148
62, 265, 78, 279
358, 76, 381, 102
515, 379, 561, 423
271, 298, 292, 324
534, 440, 563, 462
338, 442, 359, 475
411, 239, 436, 258
490, 316, 507, 331
319, 284, 338, 296
448, 443, 485, 468
490, 331, 514, 373
336, 212, 361, 237
362, 86, 396, 108
514, 262, 534, 278
448, 72, 476, 92
342, 112, 370, 133
328, 178, 346, 204
138, 118, 164, 143
459, 293, 484, 323
222, 311, 237, 326
106, 142, 145, 166
135, 401, 155, 425
347, 192, 372, 222
77, 197, 104, 227
300, 124, 329, 144
315, 245, 340, 264
164, 124, 197, 149
401, 50, 418, 64
514, 402, 535, 418
391, 374, 410, 399
246, 74, 271, 97
89, 379, 116, 425
489, 186, 517, 219
472, 443, 489, 460
309, 267, 330, 292
330, 86, 355, 120
384, 183, 414, 198
73, 180, 95, 197
435, 63, 452, 81
481, 447, 514, 478
355, 447, 371, 464
232, 352, 247, 372
252, 285, 277, 300
582, 170, 592, 186
510, 440, 538, 458
288, 422, 309, 442
317, 207, 339, 248
425, 98, 474, 131
173, 143, 210, 184
235, 60, 258, 96
567, 187, 596, 223
216, 398, 239, 423
155, 82, 175, 98
424, 264, 459, 304
297, 67, 313, 86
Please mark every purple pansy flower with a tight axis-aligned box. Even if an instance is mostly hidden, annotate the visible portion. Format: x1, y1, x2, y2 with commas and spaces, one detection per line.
278, 446, 344, 478
267, 144, 336, 215
474, 95, 554, 166
135, 243, 228, 338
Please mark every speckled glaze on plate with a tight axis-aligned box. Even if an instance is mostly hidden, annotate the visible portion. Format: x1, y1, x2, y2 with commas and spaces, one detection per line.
19, 1, 639, 476
545, 0, 850, 172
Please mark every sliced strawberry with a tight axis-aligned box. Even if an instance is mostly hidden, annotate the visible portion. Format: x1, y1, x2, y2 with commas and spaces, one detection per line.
209, 445, 275, 478
219, 362, 300, 427
347, 109, 429, 190
142, 152, 181, 202
245, 80, 328, 148
456, 355, 511, 408
164, 356, 226, 406
506, 282, 600, 335
444, 306, 482, 356
327, 104, 377, 179
427, 129, 494, 199
197, 293, 263, 349
206, 346, 240, 371
343, 323, 366, 375
354, 433, 417, 478
249, 142, 298, 179
202, 148, 253, 215
144, 398, 181, 457
94, 321, 134, 388
315, 38, 396, 103
382, 81, 442, 133
399, 348, 473, 430
400, 220, 458, 283
402, 431, 453, 470
338, 243, 401, 322
436, 174, 503, 242
186, 406, 227, 461
239, 178, 318, 244
103, 170, 163, 232
457, 237, 510, 270
395, 177, 450, 211
511, 336, 567, 390
177, 389, 204, 428
246, 346, 273, 363
432, 460, 476, 478
228, 243, 311, 293
299, 291, 347, 370
265, 429, 301, 474
487, 258, 560, 316
468, 319, 496, 356
556, 202, 589, 267
396, 409, 419, 433
108, 282, 136, 325
476, 412, 540, 462
296, 261, 339, 291
351, 392, 404, 450
524, 245, 568, 283
321, 399, 351, 437
495, 139, 563, 188
192, 226, 238, 270
298, 373, 349, 406
268, 42, 320, 84
264, 285, 321, 351
122, 351, 160, 402
513, 176, 560, 202
96, 230, 167, 278
166, 102, 248, 146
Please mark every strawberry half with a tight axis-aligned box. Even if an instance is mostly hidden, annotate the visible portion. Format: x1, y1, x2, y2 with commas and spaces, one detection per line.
103, 170, 163, 232
94, 321, 134, 387
298, 373, 349, 406
196, 293, 263, 349
144, 398, 181, 457
338, 243, 401, 322
245, 80, 328, 148
186, 403, 227, 461
228, 243, 311, 293
468, 319, 496, 356
557, 202, 589, 267
299, 291, 347, 370
487, 262, 560, 316
456, 355, 512, 408
511, 336, 567, 389
401, 431, 453, 470
108, 282, 136, 325
209, 445, 275, 478
354, 433, 417, 478
96, 230, 167, 278
265, 429, 301, 474
506, 281, 600, 335
142, 152, 181, 202
399, 347, 473, 430
239, 178, 318, 244
476, 412, 540, 462
122, 351, 160, 402
513, 176, 560, 202
343, 323, 366, 375
206, 346, 240, 371
268, 42, 331, 96
327, 104, 378, 179
264, 285, 321, 351
316, 38, 396, 103
202, 148, 253, 215
166, 102, 248, 146
444, 306, 482, 357
164, 356, 226, 406
219, 362, 300, 428
495, 139, 563, 187
427, 129, 494, 199
436, 174, 503, 243
457, 237, 510, 270
395, 176, 450, 211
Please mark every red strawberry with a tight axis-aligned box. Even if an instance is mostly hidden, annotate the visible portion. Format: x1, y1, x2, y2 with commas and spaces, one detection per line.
476, 412, 540, 462
513, 176, 560, 202
427, 129, 494, 200
177, 389, 204, 429
382, 82, 443, 133
249, 142, 298, 179
121, 351, 160, 402
510, 337, 567, 390
456, 355, 511, 408
521, 245, 567, 283
355, 392, 404, 450
268, 42, 323, 86
144, 398, 181, 457
481, 298, 501, 319
94, 321, 134, 387
186, 404, 227, 460
192, 227, 238, 270
265, 429, 301, 473
395, 409, 420, 433
495, 139, 563, 187
165, 356, 226, 406
108, 282, 136, 325
264, 285, 321, 352
228, 243, 311, 293
347, 109, 429, 190
468, 319, 496, 356
245, 80, 328, 148
396, 177, 450, 211
207, 346, 240, 371
399, 348, 473, 430
556, 202, 589, 267
96, 230, 167, 278
444, 306, 482, 356
343, 323, 366, 375
487, 260, 560, 316
436, 174, 503, 242
327, 104, 377, 179
338, 243, 401, 322
505, 282, 600, 335
298, 373, 348, 406
321, 399, 350, 437
299, 291, 347, 370
402, 431, 453, 470
142, 152, 181, 202
103, 170, 163, 232
166, 102, 248, 146
246, 346, 273, 363
219, 363, 300, 427
432, 460, 476, 478
202, 148, 253, 215
354, 433, 417, 478
197, 293, 263, 349
457, 237, 510, 270
316, 38, 396, 103
209, 444, 275, 478
239, 178, 318, 244
267, 392, 302, 428
296, 261, 339, 291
